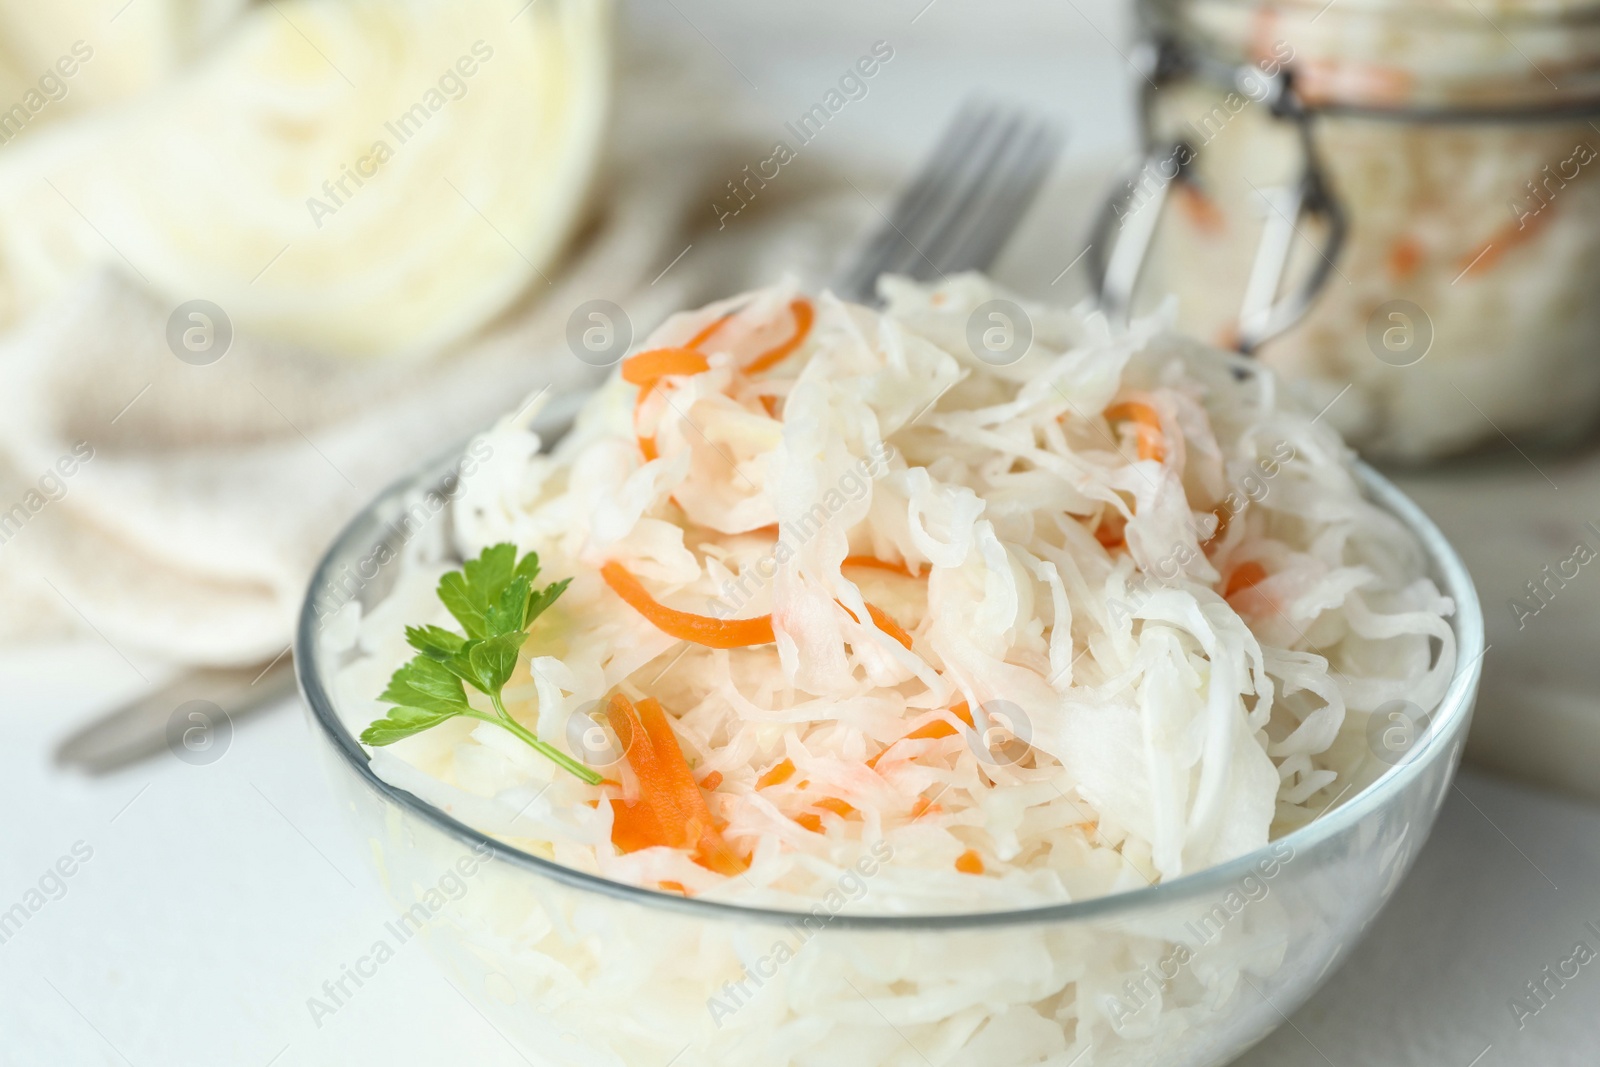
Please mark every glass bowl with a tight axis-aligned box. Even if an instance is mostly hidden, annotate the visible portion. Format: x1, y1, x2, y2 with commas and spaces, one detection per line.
295, 428, 1484, 1067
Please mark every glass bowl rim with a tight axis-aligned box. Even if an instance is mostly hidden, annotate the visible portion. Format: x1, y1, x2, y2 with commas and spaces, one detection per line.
296, 438, 1484, 931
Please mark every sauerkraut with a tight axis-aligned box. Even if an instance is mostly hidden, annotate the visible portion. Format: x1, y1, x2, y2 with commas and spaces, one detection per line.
329, 273, 1456, 916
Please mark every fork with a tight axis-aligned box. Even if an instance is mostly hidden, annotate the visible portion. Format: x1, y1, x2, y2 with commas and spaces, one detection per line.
832, 99, 1064, 303
53, 101, 1064, 776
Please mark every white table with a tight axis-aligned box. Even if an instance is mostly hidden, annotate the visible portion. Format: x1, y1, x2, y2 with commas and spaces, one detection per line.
5, 2, 1598, 1064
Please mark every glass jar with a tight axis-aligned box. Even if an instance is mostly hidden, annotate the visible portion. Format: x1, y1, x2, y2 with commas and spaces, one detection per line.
1092, 0, 1600, 461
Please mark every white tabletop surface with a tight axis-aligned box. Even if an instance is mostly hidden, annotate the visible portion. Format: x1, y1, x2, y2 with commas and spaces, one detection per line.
4, 2, 1598, 1064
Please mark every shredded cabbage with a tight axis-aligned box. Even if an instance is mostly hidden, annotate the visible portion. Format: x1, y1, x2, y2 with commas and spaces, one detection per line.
334, 273, 1455, 910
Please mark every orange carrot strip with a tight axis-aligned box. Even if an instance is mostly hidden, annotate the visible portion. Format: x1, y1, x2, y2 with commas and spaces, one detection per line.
602, 561, 775, 648
1225, 560, 1268, 598
955, 849, 985, 875
910, 797, 940, 819
604, 696, 672, 854
1094, 511, 1127, 550
866, 604, 913, 650
1388, 236, 1423, 280
633, 383, 659, 461
1105, 401, 1166, 463
759, 394, 780, 418
835, 599, 914, 650
608, 798, 662, 854
904, 701, 975, 742
658, 880, 689, 895
867, 702, 974, 768
814, 797, 857, 818
1176, 183, 1225, 234
794, 812, 824, 834
744, 299, 814, 375
757, 758, 795, 789
842, 555, 927, 579
626, 349, 710, 461
687, 310, 735, 350
603, 694, 746, 876
699, 771, 723, 791
622, 347, 710, 388
1456, 202, 1555, 280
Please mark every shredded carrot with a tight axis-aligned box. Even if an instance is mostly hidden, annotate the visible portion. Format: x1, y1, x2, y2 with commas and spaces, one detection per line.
904, 701, 974, 742
865, 604, 913, 650
633, 383, 661, 461
622, 347, 710, 388
744, 299, 814, 375
842, 555, 927, 579
814, 797, 856, 818
603, 694, 746, 876
699, 770, 723, 791
601, 561, 775, 648
835, 600, 914, 650
758, 394, 780, 418
658, 880, 689, 895
1093, 511, 1127, 550
1225, 560, 1269, 598
1457, 203, 1555, 280
687, 310, 735, 350
793, 812, 824, 834
910, 797, 939, 819
628, 328, 722, 461
1104, 400, 1166, 463
955, 849, 985, 875
1176, 183, 1225, 234
1387, 236, 1423, 280
756, 758, 795, 789
626, 350, 710, 461
867, 702, 974, 768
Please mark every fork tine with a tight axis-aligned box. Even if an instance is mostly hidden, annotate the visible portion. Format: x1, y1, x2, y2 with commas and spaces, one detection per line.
942, 119, 1062, 273
833, 103, 992, 300
913, 108, 1031, 273
892, 102, 1001, 251
832, 100, 1064, 304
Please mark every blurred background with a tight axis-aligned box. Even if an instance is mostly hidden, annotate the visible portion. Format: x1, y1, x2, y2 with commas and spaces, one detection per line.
1, 0, 1597, 1063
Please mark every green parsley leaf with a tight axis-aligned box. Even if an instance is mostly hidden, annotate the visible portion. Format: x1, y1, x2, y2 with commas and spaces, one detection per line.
405, 624, 468, 659
363, 543, 598, 784
361, 705, 463, 746
485, 574, 533, 635
437, 542, 520, 638
513, 550, 542, 585
468, 630, 525, 694
526, 576, 571, 628
379, 655, 471, 716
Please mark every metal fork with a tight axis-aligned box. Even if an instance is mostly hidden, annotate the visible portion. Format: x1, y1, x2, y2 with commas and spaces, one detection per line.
54, 101, 1064, 776
833, 99, 1064, 303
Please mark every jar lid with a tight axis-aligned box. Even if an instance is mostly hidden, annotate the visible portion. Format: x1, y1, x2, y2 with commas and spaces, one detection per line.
1143, 0, 1600, 115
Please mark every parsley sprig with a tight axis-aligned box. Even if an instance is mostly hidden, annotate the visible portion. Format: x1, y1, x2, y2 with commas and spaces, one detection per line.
361, 543, 602, 785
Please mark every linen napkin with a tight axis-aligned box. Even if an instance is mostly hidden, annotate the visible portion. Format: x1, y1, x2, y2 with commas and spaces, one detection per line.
0, 31, 873, 667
